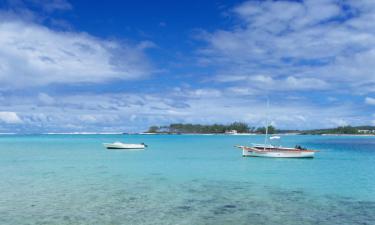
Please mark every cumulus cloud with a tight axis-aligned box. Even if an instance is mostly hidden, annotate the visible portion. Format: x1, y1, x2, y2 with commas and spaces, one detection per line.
0, 19, 153, 88
0, 88, 366, 132
365, 97, 375, 105
0, 111, 23, 123
0, 0, 72, 23
198, 0, 375, 93
214, 74, 329, 91
38, 93, 55, 105
1, 0, 374, 132
35, 0, 72, 12
330, 118, 348, 127
7, 0, 72, 11
173, 87, 222, 98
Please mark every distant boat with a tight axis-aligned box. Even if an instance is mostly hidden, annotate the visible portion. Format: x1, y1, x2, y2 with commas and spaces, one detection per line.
103, 142, 147, 150
234, 99, 318, 158
225, 130, 238, 135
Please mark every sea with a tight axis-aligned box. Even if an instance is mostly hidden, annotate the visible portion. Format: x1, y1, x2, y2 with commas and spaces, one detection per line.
0, 134, 374, 225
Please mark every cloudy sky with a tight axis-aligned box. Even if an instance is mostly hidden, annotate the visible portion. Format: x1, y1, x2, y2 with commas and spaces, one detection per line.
0, 0, 374, 133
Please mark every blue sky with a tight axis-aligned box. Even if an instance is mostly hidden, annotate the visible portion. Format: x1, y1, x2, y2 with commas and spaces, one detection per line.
0, 0, 374, 133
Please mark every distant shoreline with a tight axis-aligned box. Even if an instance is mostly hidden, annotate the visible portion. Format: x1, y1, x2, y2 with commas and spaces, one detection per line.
140, 132, 375, 136
138, 132, 258, 135
146, 124, 375, 136
320, 134, 375, 136
0, 132, 374, 136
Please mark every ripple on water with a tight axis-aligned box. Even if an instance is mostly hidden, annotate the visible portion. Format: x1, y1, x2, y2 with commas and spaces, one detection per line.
1, 178, 375, 225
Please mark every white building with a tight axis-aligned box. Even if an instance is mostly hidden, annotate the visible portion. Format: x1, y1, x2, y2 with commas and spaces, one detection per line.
225, 130, 238, 134
358, 129, 375, 134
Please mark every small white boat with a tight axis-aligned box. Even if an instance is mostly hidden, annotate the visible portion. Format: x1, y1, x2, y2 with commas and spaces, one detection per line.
235, 144, 317, 158
103, 142, 147, 150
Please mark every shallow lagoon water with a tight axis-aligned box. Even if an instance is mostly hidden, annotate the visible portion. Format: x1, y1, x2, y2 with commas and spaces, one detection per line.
0, 134, 374, 225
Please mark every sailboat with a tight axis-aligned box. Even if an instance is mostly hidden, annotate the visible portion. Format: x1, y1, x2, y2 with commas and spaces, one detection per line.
235, 100, 318, 158
235, 143, 317, 158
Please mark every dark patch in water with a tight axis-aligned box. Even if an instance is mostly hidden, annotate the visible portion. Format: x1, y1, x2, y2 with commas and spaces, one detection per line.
149, 172, 162, 176
212, 208, 227, 215
185, 199, 197, 203
212, 204, 238, 215
63, 166, 76, 169
230, 185, 247, 190
96, 165, 107, 169
42, 171, 56, 176
157, 177, 168, 181
187, 188, 198, 193
190, 178, 201, 183
223, 204, 236, 208
63, 216, 70, 221
176, 205, 192, 211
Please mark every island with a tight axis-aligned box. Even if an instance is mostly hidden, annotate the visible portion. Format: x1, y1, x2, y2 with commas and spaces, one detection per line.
147, 123, 280, 134
145, 123, 375, 135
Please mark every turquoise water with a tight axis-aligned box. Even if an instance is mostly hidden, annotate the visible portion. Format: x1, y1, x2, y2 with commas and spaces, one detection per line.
0, 134, 374, 225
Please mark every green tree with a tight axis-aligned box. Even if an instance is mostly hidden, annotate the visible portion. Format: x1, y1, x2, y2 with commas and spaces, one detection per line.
256, 126, 276, 134
147, 126, 159, 133
228, 122, 250, 133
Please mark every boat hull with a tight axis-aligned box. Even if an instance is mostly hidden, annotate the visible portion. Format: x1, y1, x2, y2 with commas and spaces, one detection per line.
242, 148, 315, 158
103, 143, 146, 150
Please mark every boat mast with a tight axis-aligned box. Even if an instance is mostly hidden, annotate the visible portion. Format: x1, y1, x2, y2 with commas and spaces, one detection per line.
264, 97, 269, 151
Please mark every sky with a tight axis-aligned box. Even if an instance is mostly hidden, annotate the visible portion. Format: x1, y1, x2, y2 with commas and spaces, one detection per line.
0, 0, 375, 133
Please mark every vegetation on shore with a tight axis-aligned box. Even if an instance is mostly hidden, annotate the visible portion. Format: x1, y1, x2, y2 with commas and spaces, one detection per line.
300, 126, 358, 135
146, 123, 375, 135
300, 126, 375, 135
147, 123, 276, 134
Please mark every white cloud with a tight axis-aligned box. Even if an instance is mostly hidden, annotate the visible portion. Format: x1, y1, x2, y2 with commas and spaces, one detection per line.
0, 111, 23, 124
78, 114, 120, 124
226, 87, 259, 96
187, 89, 222, 98
0, 89, 365, 132
79, 115, 97, 123
0, 0, 373, 132
284, 76, 329, 90
0, 19, 153, 88
0, 0, 72, 23
214, 74, 329, 91
365, 97, 375, 105
330, 118, 348, 127
198, 0, 375, 93
38, 0, 72, 12
38, 93, 55, 105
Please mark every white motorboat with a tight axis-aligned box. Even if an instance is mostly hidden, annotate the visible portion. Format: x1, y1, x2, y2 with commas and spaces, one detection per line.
103, 142, 147, 150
